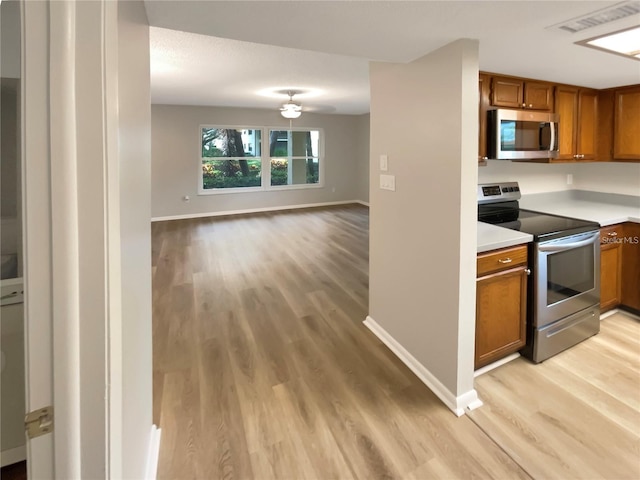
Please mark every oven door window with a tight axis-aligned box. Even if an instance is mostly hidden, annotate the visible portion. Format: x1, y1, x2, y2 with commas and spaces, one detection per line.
546, 245, 595, 306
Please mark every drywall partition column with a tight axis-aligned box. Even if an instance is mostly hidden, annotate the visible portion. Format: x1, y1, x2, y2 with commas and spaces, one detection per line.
117, 1, 154, 477
456, 42, 481, 400
367, 39, 479, 415
49, 1, 82, 476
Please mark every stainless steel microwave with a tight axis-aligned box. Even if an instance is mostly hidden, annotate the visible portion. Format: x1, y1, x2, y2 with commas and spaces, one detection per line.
488, 109, 559, 160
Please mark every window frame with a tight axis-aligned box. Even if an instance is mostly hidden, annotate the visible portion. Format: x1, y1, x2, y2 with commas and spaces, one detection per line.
266, 127, 324, 191
198, 124, 265, 195
197, 124, 324, 195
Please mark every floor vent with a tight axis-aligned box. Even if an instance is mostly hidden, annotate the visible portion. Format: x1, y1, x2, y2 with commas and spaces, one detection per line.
552, 1, 640, 33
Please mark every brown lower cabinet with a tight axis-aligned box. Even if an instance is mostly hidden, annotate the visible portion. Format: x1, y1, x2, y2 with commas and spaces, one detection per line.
621, 222, 640, 312
475, 245, 528, 369
600, 222, 640, 313
600, 224, 623, 311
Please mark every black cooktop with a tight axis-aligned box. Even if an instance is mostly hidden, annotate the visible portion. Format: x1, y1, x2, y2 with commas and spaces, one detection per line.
477, 182, 601, 242
479, 206, 600, 242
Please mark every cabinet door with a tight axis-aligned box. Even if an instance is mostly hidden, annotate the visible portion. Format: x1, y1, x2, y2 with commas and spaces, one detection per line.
556, 86, 578, 161
524, 81, 553, 111
475, 266, 527, 369
596, 89, 614, 162
478, 74, 490, 164
614, 87, 640, 160
577, 90, 598, 160
600, 242, 622, 311
621, 223, 640, 310
491, 77, 523, 108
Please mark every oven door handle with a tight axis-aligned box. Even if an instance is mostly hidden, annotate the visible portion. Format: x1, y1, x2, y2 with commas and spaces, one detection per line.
538, 234, 599, 252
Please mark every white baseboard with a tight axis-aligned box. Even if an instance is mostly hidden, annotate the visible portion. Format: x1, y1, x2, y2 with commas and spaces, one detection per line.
151, 200, 365, 222
355, 200, 370, 207
1, 445, 26, 467
474, 352, 520, 377
144, 425, 161, 480
603, 308, 640, 321
363, 316, 482, 416
600, 308, 620, 320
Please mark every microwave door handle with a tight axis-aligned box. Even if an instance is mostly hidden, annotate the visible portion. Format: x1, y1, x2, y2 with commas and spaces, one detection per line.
538, 234, 599, 252
549, 122, 556, 151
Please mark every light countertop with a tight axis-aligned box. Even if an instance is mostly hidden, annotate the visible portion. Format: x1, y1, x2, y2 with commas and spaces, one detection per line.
520, 190, 640, 226
476, 190, 640, 253
477, 222, 533, 253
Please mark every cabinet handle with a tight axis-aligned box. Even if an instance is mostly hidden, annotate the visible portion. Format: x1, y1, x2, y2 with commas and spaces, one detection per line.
480, 156, 488, 160
522, 103, 526, 107
525, 268, 531, 275
498, 258, 512, 264
573, 154, 579, 159
529, 104, 533, 108
608, 232, 618, 237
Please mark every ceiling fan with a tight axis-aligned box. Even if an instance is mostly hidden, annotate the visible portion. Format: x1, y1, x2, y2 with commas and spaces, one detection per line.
280, 91, 302, 119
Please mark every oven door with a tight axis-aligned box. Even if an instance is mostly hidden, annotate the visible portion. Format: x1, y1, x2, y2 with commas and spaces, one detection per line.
534, 230, 600, 327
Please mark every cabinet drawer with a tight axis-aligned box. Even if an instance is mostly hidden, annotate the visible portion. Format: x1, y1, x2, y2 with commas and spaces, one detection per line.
477, 245, 528, 277
600, 224, 623, 244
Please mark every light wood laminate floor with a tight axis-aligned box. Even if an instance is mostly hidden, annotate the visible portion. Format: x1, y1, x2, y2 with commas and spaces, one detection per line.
152, 205, 639, 479
469, 311, 640, 480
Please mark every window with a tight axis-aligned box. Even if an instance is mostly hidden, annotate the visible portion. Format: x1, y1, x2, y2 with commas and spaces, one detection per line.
200, 125, 323, 193
201, 127, 262, 190
268, 129, 320, 187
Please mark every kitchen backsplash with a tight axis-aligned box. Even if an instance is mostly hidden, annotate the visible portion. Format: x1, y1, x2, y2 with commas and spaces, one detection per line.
479, 161, 640, 197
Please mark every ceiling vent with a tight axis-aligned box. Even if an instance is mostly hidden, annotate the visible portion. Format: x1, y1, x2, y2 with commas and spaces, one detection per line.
552, 1, 640, 33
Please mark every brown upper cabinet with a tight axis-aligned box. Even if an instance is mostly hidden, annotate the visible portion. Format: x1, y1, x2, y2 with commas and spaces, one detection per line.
613, 85, 640, 161
555, 86, 598, 161
491, 76, 554, 111
478, 72, 639, 165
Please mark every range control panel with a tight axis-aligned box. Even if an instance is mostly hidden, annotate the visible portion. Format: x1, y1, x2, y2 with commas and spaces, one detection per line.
477, 182, 522, 204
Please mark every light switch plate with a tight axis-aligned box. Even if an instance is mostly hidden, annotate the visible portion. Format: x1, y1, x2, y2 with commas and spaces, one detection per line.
380, 174, 395, 191
380, 154, 388, 171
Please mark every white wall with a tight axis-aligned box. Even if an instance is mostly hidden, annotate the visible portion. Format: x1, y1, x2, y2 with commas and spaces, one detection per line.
479, 160, 640, 197
571, 162, 640, 196
151, 105, 366, 219
478, 160, 574, 194
368, 39, 479, 413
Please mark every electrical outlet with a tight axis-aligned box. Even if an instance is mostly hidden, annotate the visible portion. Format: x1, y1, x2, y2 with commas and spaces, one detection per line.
566, 174, 573, 185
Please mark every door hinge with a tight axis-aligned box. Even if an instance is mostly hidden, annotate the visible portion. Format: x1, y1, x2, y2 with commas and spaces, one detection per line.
25, 406, 54, 439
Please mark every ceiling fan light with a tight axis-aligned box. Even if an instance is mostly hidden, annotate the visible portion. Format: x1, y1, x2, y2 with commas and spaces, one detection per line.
281, 108, 302, 119
279, 91, 302, 119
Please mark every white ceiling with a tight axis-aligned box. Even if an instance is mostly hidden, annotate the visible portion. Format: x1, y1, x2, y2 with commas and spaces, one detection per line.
145, 1, 640, 115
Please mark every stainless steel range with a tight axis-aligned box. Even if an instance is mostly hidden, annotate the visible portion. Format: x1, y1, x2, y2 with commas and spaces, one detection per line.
478, 182, 601, 363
